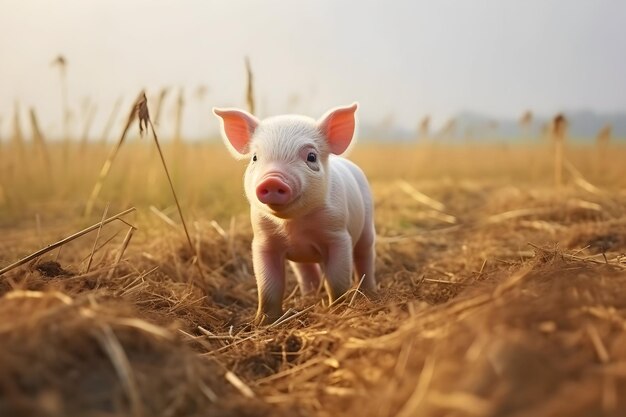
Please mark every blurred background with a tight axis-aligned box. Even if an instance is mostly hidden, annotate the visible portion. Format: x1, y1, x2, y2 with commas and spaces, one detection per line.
1, 0, 625, 142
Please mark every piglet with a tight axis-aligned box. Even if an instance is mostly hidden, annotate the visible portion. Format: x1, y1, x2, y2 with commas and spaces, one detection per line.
213, 103, 376, 324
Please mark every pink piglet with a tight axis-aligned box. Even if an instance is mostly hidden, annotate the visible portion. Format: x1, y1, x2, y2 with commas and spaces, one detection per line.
214, 103, 376, 324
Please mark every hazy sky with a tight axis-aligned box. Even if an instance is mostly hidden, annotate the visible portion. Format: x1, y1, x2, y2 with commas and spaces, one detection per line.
1, 0, 625, 139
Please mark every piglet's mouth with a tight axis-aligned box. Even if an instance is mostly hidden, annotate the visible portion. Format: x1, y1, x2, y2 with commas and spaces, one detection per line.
264, 194, 301, 216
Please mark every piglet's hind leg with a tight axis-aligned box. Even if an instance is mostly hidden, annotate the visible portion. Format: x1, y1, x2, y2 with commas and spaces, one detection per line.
322, 235, 353, 302
353, 227, 377, 296
289, 261, 322, 296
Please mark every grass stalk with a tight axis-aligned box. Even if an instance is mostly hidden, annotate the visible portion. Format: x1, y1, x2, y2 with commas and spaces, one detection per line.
173, 88, 184, 145
245, 57, 256, 114
100, 97, 123, 144
80, 101, 98, 152
106, 226, 136, 281
28, 107, 52, 177
552, 114, 567, 190
84, 92, 143, 217
86, 202, 110, 273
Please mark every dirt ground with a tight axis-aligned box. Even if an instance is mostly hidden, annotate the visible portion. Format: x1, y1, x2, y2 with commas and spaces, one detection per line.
1, 143, 626, 416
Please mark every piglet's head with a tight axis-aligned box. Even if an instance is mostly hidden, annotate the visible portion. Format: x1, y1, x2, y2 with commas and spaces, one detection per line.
214, 103, 358, 218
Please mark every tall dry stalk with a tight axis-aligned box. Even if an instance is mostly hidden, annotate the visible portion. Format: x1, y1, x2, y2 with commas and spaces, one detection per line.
596, 124, 611, 153
147, 88, 170, 166
84, 92, 144, 217
519, 110, 533, 139
596, 124, 611, 176
145, 87, 171, 194
418, 116, 430, 141
51, 55, 70, 141
551, 113, 567, 190
80, 100, 98, 152
173, 88, 184, 145
377, 114, 395, 139
100, 97, 123, 144
172, 88, 185, 180
439, 118, 456, 140
136, 92, 205, 284
11, 102, 25, 161
245, 57, 256, 115
195, 85, 208, 138
152, 87, 169, 127
541, 123, 550, 141
28, 108, 52, 177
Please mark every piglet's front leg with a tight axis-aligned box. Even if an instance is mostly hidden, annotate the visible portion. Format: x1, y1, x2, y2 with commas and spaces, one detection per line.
252, 239, 286, 325
322, 233, 353, 303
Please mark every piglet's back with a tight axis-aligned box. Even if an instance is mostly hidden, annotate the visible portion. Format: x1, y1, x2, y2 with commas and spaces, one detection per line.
327, 155, 373, 244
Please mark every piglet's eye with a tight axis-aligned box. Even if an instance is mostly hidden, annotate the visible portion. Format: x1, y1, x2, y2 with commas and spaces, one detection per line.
306, 152, 317, 163
252, 154, 257, 162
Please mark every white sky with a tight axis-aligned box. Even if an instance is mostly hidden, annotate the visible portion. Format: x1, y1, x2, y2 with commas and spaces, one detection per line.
1, 0, 625, 139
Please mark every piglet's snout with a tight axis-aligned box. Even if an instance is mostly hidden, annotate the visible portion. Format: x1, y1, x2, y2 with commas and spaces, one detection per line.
256, 176, 293, 205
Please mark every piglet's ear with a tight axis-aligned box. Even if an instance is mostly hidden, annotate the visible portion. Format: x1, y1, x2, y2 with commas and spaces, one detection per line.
213, 108, 259, 158
317, 103, 358, 155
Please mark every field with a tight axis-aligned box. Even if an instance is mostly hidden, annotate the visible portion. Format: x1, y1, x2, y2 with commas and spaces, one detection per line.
1, 135, 626, 416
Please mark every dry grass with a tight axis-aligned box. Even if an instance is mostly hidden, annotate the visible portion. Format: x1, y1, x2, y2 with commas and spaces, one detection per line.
1, 138, 626, 416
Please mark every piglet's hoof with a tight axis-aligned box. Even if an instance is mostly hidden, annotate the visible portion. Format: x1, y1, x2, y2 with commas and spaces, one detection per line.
362, 286, 379, 301
253, 312, 281, 326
